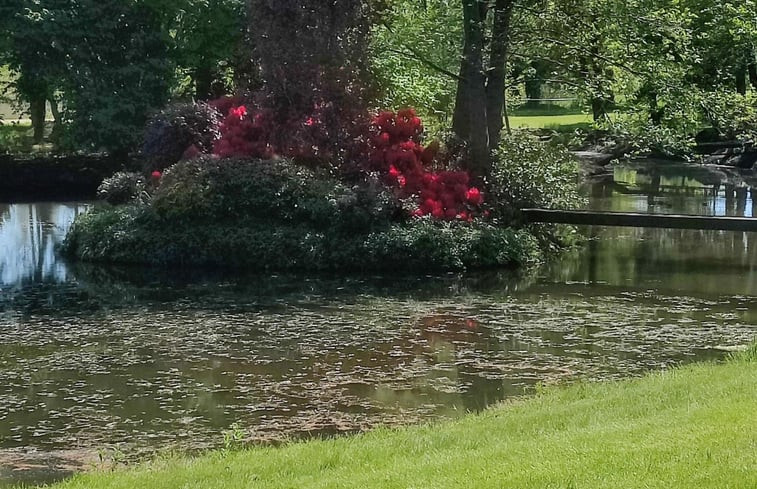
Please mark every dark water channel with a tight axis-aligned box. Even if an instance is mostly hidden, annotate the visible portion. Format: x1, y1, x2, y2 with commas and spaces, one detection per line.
1, 164, 757, 486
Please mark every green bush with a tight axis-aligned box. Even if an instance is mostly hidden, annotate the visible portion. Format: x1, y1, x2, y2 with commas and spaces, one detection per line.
142, 102, 221, 172
97, 172, 147, 205
63, 206, 541, 272
63, 155, 545, 271
151, 156, 403, 231
490, 134, 584, 223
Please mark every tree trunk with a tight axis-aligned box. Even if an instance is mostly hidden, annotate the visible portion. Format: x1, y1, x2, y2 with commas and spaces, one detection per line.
464, 1, 490, 180
48, 95, 63, 142
649, 91, 663, 125
485, 0, 514, 151
452, 12, 475, 140
195, 65, 215, 101
29, 95, 46, 144
747, 62, 757, 90
736, 65, 747, 95
592, 97, 608, 121
453, 1, 491, 180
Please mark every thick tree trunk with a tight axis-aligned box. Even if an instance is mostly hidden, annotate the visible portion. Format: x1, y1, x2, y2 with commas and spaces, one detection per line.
29, 95, 46, 144
464, 1, 489, 180
453, 1, 491, 180
452, 15, 475, 140
485, 0, 514, 151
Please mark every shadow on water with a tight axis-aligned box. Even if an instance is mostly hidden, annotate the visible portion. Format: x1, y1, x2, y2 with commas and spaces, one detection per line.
1, 168, 757, 487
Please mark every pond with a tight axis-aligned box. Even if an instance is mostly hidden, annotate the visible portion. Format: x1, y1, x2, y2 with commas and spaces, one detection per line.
1, 165, 756, 486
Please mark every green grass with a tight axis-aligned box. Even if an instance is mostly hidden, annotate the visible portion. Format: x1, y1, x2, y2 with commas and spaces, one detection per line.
509, 113, 593, 129
46, 345, 757, 489
510, 103, 586, 117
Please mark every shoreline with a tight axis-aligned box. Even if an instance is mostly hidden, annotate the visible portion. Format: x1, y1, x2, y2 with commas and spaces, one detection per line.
41, 345, 757, 489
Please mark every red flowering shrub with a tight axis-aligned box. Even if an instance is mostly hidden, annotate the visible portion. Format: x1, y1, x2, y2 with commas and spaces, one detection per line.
369, 109, 484, 221
204, 105, 482, 222
213, 105, 275, 159
209, 96, 246, 118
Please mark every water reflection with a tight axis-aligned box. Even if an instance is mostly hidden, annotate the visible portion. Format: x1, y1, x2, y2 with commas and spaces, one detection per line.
0, 203, 88, 286
595, 161, 757, 217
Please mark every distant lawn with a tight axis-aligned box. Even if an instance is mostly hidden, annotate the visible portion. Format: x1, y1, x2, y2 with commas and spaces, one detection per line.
509, 113, 594, 129
0, 122, 33, 153
49, 345, 757, 489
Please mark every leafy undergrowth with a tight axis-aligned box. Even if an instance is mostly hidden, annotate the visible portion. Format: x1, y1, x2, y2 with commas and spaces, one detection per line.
49, 345, 756, 489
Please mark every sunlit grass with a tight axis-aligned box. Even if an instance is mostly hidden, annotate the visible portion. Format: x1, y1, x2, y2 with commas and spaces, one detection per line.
509, 113, 594, 129
47, 344, 757, 489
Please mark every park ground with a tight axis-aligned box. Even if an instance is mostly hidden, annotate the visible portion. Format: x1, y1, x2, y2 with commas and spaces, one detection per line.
49, 345, 756, 489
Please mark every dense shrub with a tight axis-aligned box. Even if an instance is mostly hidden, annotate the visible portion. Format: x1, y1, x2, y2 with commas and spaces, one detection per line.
64, 153, 544, 271
150, 156, 402, 231
97, 172, 147, 205
63, 207, 540, 272
142, 102, 221, 171
490, 134, 584, 223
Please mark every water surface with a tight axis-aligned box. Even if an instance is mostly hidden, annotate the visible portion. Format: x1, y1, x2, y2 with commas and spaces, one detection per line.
1, 168, 756, 486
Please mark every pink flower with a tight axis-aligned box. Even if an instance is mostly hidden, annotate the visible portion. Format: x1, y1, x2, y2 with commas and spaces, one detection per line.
151, 171, 162, 179
305, 117, 315, 127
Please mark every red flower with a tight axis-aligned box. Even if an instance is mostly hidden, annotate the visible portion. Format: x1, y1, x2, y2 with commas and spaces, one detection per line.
230, 105, 247, 118
305, 117, 315, 127
151, 171, 162, 179
466, 187, 483, 206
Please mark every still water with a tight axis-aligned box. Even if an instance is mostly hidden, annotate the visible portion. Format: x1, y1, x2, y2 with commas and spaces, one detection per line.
1, 167, 756, 485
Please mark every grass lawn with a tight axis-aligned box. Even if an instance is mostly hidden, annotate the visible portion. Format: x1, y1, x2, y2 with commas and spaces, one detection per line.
508, 113, 594, 129
0, 122, 36, 154
46, 345, 757, 489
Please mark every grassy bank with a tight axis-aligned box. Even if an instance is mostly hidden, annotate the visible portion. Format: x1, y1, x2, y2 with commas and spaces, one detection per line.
509, 113, 593, 129
49, 346, 756, 489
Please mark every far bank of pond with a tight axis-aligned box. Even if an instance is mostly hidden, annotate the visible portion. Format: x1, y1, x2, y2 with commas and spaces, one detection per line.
0, 162, 756, 486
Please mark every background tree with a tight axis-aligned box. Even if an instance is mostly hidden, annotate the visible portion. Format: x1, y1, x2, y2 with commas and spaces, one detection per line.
165, 0, 250, 100
0, 0, 67, 143
451, 0, 516, 179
